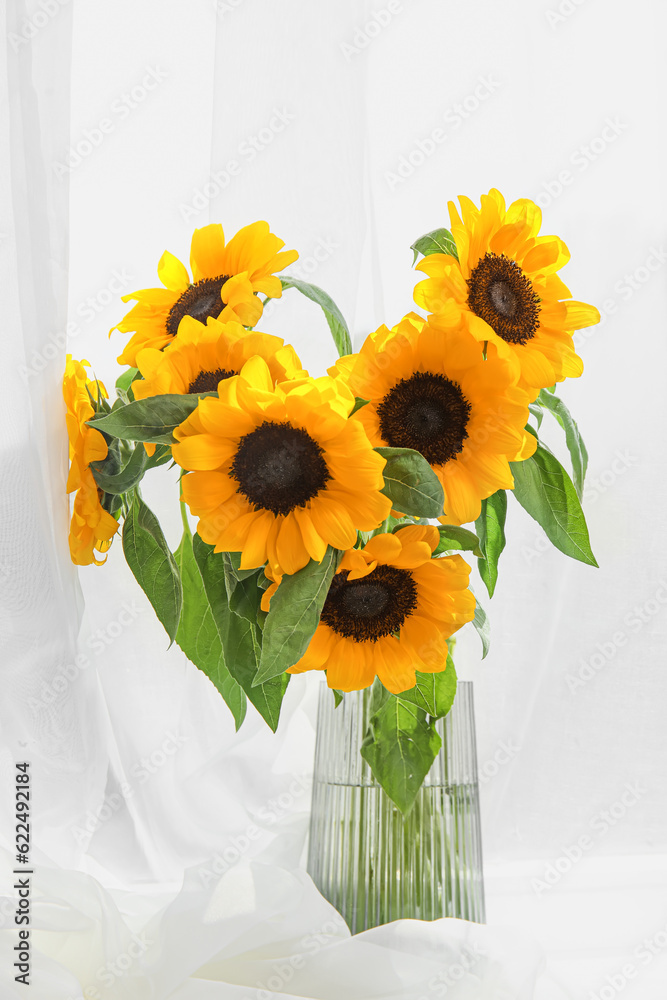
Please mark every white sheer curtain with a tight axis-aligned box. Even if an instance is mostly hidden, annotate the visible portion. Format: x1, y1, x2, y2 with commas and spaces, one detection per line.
1, 0, 666, 997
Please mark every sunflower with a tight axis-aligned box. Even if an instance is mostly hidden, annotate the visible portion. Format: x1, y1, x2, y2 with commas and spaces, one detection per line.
332, 314, 536, 525
171, 357, 392, 578
413, 189, 600, 394
113, 222, 298, 367
265, 526, 475, 693
133, 316, 306, 400
63, 356, 119, 565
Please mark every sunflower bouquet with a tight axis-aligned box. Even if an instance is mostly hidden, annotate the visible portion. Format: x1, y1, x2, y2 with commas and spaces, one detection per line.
64, 192, 600, 812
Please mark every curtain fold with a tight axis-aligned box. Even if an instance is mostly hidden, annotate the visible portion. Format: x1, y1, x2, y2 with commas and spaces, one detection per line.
0, 0, 116, 869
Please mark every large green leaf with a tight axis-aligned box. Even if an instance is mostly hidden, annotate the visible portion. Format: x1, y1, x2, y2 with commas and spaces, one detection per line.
192, 536, 288, 731
475, 490, 507, 598
254, 547, 342, 687
510, 444, 597, 567
90, 444, 148, 495
361, 698, 442, 814
174, 533, 246, 730
535, 390, 588, 500
280, 276, 352, 357
396, 657, 457, 719
122, 497, 183, 644
88, 393, 214, 444
410, 227, 458, 265
375, 447, 444, 518
433, 525, 483, 558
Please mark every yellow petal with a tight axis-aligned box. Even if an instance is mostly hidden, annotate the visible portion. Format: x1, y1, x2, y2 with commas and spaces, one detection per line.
190, 224, 226, 282
157, 251, 190, 292
292, 507, 329, 563
172, 433, 237, 471
239, 509, 275, 568
276, 513, 311, 576
563, 300, 600, 330
308, 497, 357, 550
374, 637, 416, 694
239, 354, 274, 392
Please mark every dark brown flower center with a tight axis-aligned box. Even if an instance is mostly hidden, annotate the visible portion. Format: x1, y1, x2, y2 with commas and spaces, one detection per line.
165, 274, 231, 337
321, 565, 418, 642
187, 368, 236, 393
467, 252, 540, 345
230, 420, 330, 516
377, 371, 471, 466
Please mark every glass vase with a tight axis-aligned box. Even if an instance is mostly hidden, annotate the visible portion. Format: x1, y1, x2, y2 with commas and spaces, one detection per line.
307, 680, 485, 933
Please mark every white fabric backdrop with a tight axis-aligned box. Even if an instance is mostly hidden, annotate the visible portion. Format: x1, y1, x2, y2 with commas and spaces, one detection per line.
1, 0, 666, 996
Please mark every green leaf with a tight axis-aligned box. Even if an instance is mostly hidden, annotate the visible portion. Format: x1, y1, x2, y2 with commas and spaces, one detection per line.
396, 657, 457, 720
410, 227, 458, 265
174, 533, 246, 730
90, 444, 148, 495
254, 547, 342, 686
223, 551, 263, 581
389, 515, 430, 532
88, 393, 215, 444
471, 592, 490, 659
280, 276, 352, 357
528, 402, 544, 430
115, 367, 140, 392
192, 536, 288, 731
228, 571, 267, 627
361, 698, 442, 813
375, 447, 444, 518
433, 525, 483, 558
535, 390, 588, 500
332, 689, 344, 708
351, 397, 369, 415
510, 444, 597, 567
122, 497, 183, 644
475, 490, 507, 598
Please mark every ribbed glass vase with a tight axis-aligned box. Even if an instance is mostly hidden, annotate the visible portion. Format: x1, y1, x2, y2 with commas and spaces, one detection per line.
307, 681, 485, 933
